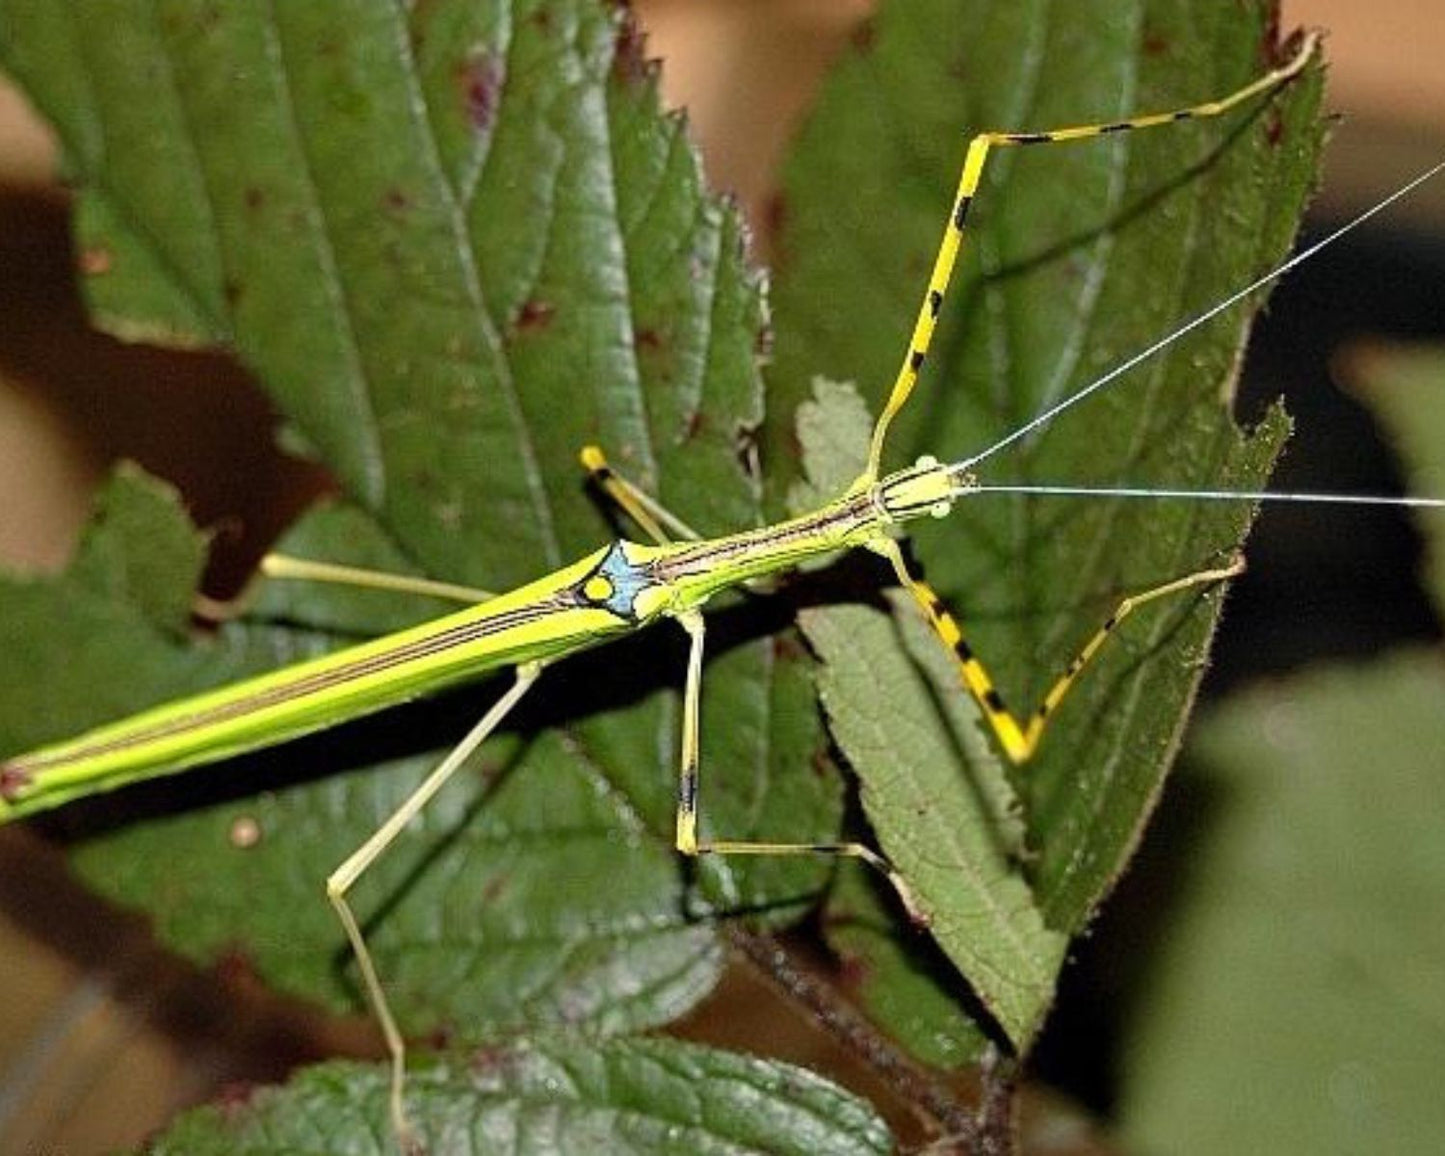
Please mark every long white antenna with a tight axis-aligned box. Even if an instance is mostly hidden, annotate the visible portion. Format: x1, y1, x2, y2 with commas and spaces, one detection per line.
964, 483, 1445, 508
949, 160, 1445, 480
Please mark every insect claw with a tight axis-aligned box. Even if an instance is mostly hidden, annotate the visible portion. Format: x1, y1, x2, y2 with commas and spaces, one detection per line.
889, 873, 930, 927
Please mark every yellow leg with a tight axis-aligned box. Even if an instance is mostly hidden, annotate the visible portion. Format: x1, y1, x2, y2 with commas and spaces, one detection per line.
194, 554, 494, 622
878, 538, 1243, 764
260, 554, 495, 604
579, 445, 702, 545
861, 31, 1320, 481
670, 611, 923, 920
325, 662, 543, 1153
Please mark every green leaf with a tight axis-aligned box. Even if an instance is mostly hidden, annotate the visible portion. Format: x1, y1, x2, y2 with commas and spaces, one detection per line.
150, 1037, 894, 1155
0, 467, 232, 757
1118, 652, 1445, 1156
1342, 341, 1445, 617
0, 0, 836, 1040
767, 0, 1322, 1040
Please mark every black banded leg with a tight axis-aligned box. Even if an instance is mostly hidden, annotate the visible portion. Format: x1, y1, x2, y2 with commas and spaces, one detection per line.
859, 31, 1319, 481
879, 538, 1243, 764
671, 611, 923, 920
579, 445, 702, 545
325, 661, 543, 1153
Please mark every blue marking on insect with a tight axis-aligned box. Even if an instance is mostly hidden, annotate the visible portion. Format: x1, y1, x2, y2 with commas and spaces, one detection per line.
580, 541, 655, 622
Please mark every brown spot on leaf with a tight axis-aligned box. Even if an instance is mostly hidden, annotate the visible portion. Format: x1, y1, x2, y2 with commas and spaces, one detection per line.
459, 50, 505, 132
634, 326, 663, 353
215, 1081, 260, 1118
734, 420, 761, 479
1261, 12, 1303, 70
424, 1023, 455, 1051
243, 186, 265, 211
78, 247, 112, 276
611, 10, 651, 87
1143, 31, 1170, 56
482, 874, 510, 905
850, 18, 876, 54
382, 186, 412, 212
835, 949, 870, 989
1265, 107, 1285, 147
763, 191, 787, 245
193, 3, 223, 33
515, 298, 556, 332
215, 944, 260, 987
468, 1044, 509, 1078
772, 633, 806, 663
754, 318, 774, 360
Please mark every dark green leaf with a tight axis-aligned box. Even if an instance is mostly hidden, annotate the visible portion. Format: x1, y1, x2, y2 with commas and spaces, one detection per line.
151, 1037, 894, 1155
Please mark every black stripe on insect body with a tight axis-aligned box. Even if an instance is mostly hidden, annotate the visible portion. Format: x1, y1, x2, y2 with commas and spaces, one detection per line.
9, 601, 570, 773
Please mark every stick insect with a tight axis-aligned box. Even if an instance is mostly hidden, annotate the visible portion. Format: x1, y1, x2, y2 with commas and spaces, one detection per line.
2, 24, 1441, 1151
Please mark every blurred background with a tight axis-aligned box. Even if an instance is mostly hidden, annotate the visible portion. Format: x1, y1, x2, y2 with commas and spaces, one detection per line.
1, 1, 1441, 1151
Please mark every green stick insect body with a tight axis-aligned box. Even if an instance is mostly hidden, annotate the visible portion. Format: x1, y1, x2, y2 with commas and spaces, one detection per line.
0, 463, 949, 820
